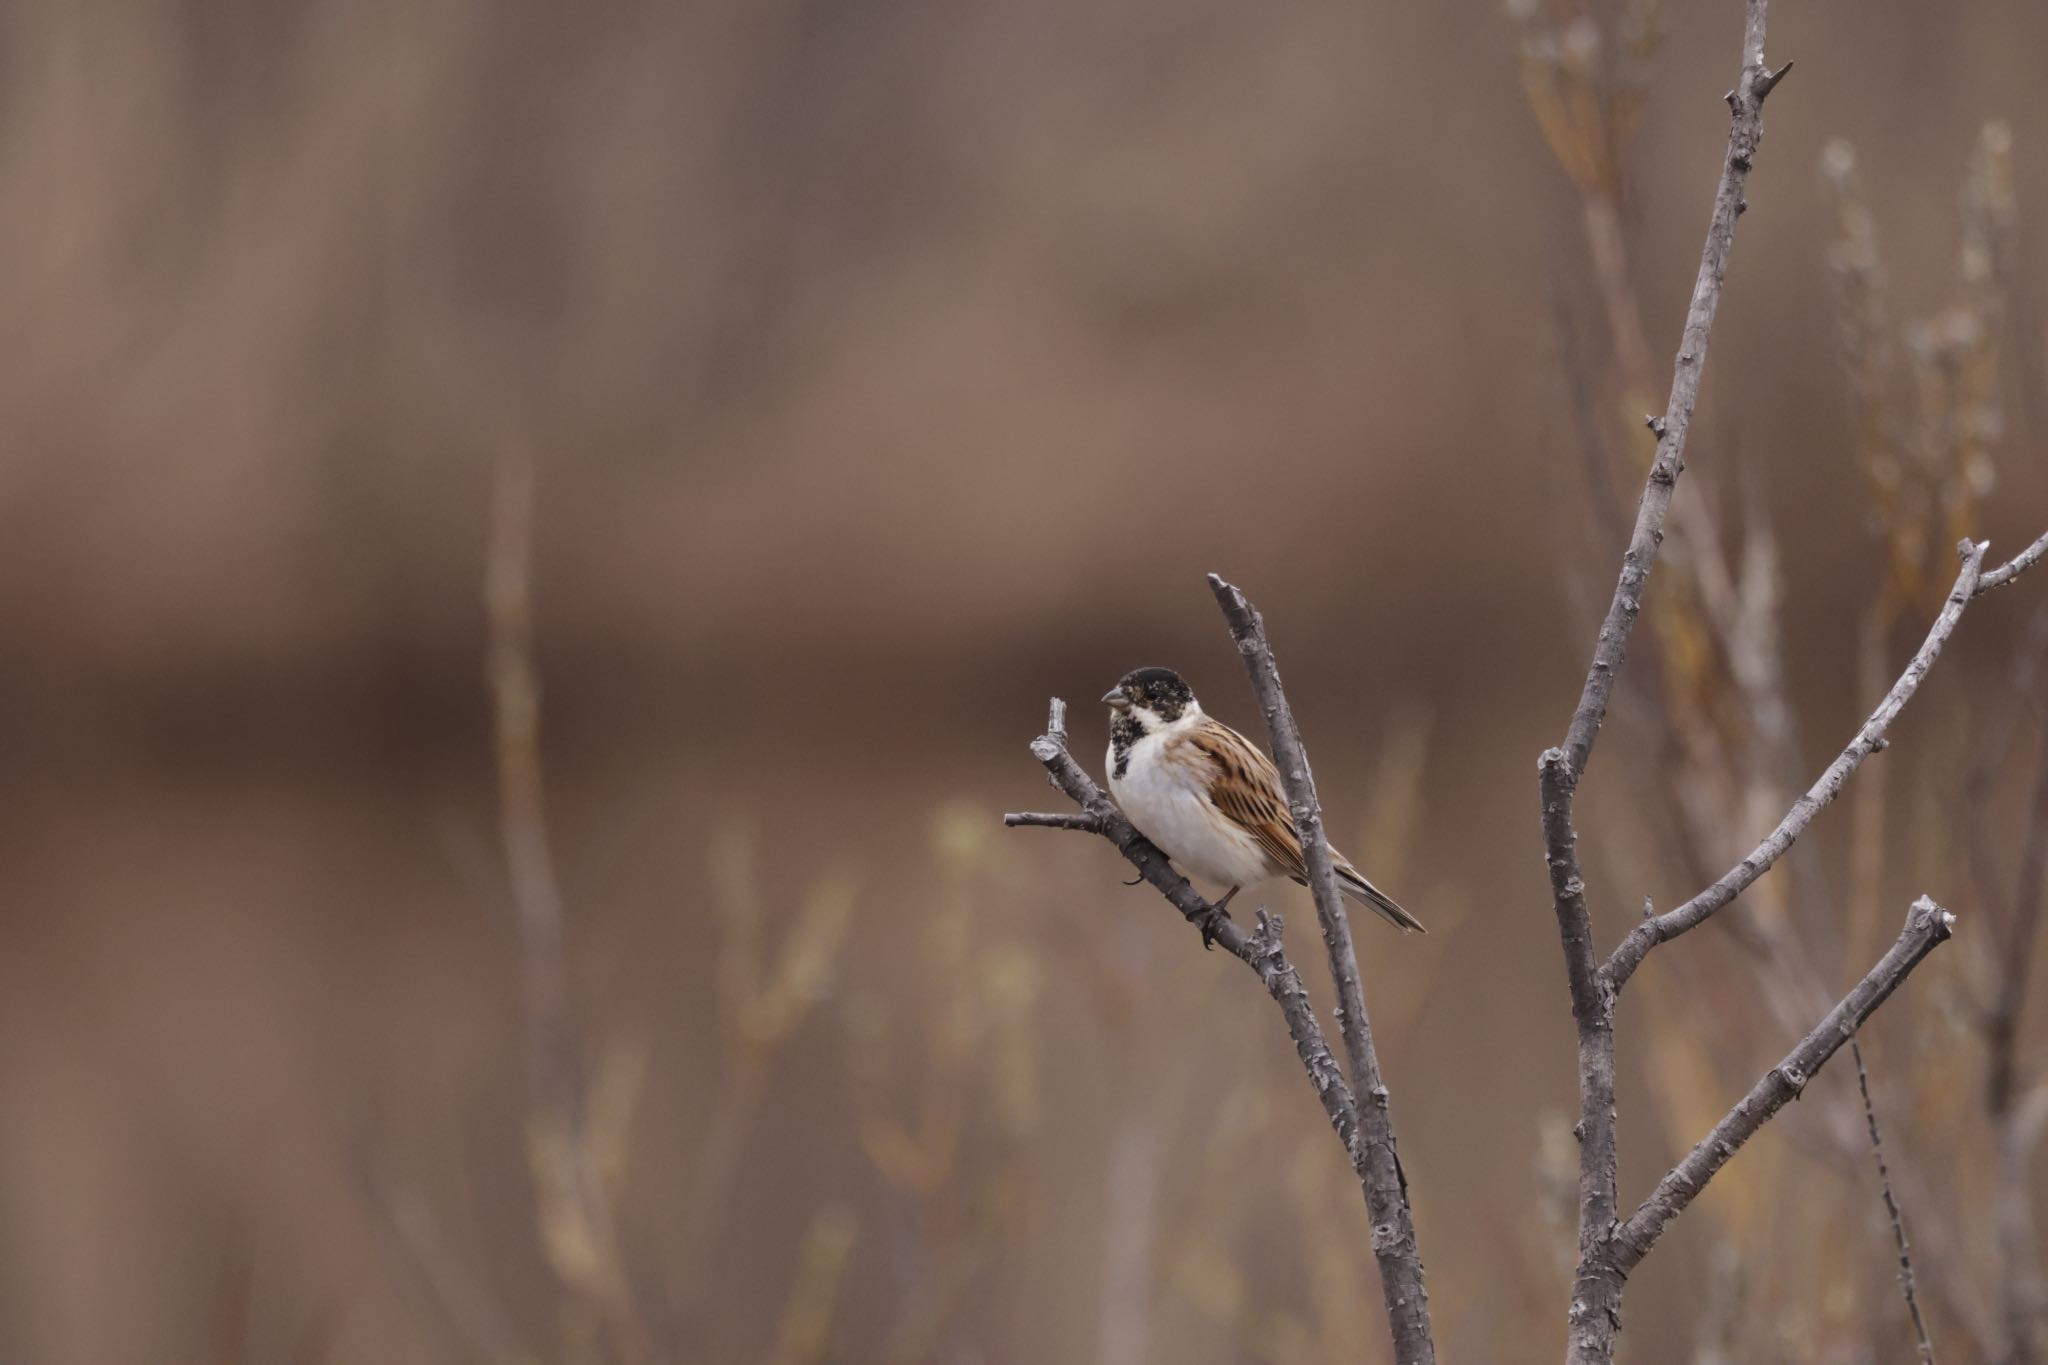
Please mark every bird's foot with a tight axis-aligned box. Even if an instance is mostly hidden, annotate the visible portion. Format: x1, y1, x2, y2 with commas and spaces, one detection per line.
1197, 887, 1240, 950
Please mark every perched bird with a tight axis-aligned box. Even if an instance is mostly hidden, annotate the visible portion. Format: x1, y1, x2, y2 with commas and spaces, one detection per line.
1103, 666, 1424, 934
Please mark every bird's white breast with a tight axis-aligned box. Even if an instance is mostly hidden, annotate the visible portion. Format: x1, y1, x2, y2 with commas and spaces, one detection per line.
1108, 729, 1272, 892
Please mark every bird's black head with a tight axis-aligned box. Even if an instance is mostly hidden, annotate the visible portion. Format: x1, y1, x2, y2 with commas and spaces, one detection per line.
1103, 666, 1198, 727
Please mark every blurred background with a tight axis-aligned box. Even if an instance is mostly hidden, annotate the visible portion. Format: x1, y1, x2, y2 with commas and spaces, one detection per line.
2, 0, 2046, 1361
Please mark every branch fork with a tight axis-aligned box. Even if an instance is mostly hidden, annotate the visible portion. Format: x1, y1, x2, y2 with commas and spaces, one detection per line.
1528, 2, 2041, 1360
1006, 577, 1435, 1365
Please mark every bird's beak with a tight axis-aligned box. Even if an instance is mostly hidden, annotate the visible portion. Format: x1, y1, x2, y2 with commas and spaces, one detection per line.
1102, 686, 1132, 711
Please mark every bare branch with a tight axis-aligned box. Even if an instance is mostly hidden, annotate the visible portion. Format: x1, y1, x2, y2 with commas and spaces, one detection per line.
1018, 699, 1247, 951
1851, 1040, 1937, 1365
1550, 3, 1790, 791
1541, 8, 1789, 1361
1206, 574, 1367, 1028
1537, 750, 1620, 1317
1604, 541, 1988, 988
1206, 572, 1435, 1365
1014, 702, 1373, 1176
1530, 0, 2037, 1357
1016, 675, 1434, 1365
1608, 897, 1955, 1271
1981, 526, 2048, 593
1002, 811, 1105, 833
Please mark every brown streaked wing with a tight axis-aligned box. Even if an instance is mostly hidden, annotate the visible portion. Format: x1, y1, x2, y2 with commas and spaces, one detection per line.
1187, 720, 1305, 878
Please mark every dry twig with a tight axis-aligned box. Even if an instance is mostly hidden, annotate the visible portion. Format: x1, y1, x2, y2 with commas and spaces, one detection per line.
1851, 1040, 1936, 1365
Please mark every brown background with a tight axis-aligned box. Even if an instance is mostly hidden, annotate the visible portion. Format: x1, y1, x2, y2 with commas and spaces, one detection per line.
1, 0, 2045, 1361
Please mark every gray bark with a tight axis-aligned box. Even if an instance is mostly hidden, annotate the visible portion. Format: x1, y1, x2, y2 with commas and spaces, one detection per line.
1208, 573, 1435, 1365
1539, 7, 1788, 1360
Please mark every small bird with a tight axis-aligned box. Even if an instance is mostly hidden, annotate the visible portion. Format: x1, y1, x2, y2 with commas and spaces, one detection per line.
1103, 666, 1424, 935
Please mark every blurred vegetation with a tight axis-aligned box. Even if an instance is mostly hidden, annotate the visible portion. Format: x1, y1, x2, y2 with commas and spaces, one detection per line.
2, 2, 2046, 1364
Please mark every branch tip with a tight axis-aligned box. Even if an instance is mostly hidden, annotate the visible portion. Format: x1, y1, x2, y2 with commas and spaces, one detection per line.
1004, 810, 1103, 833
1204, 574, 1435, 1359
1755, 58, 1793, 99
1907, 894, 1956, 941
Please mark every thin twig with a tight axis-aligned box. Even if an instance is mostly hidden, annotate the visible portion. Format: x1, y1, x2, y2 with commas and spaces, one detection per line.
1980, 526, 2048, 592
1851, 1038, 1937, 1365
1206, 573, 1374, 1063
1003, 811, 1105, 833
1847, 603, 1896, 973
1206, 572, 1435, 1365
1010, 703, 1249, 951
1608, 897, 1955, 1270
1602, 529, 2048, 990
1549, 8, 1789, 791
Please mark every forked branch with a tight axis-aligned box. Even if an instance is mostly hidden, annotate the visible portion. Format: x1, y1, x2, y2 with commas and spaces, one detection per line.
1534, 0, 2045, 1351
1608, 897, 1956, 1272
1007, 704, 1372, 1202
1601, 536, 2048, 988
1540, 7, 1791, 1360
1009, 578, 1435, 1365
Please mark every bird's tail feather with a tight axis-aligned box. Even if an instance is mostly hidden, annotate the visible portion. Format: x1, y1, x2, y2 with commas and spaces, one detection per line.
1336, 864, 1426, 933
